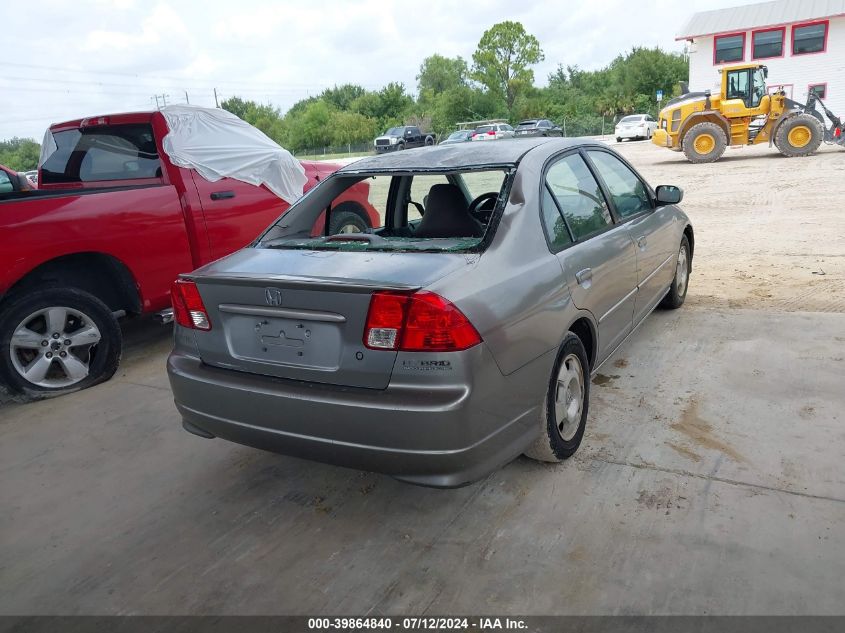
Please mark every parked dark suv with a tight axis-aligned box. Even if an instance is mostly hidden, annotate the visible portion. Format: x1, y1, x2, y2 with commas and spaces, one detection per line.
514, 119, 563, 137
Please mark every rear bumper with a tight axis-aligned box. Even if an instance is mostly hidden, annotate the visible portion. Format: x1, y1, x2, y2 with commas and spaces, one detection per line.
616, 127, 650, 139
167, 346, 550, 488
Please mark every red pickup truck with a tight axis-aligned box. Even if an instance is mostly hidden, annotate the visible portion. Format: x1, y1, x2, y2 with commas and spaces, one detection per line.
0, 111, 378, 396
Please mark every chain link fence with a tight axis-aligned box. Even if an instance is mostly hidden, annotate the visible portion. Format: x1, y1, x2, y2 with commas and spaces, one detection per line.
292, 142, 373, 160
291, 117, 630, 159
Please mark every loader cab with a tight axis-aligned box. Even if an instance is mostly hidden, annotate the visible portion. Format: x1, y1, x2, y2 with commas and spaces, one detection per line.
721, 64, 770, 115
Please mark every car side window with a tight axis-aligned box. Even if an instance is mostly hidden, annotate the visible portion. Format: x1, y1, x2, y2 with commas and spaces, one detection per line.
545, 154, 612, 241
585, 150, 652, 219
541, 186, 573, 250
0, 170, 13, 193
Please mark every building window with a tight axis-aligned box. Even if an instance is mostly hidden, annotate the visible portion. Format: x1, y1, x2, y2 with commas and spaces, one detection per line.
714, 32, 745, 63
752, 27, 784, 59
792, 21, 827, 55
809, 84, 827, 99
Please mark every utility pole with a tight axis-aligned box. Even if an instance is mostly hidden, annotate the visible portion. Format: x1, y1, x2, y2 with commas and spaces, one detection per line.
151, 94, 170, 110
184, 90, 190, 104
214, 88, 219, 108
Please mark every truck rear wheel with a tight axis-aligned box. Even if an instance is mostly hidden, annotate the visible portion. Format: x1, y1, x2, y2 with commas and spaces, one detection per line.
776, 114, 823, 158
0, 287, 121, 397
682, 122, 727, 163
329, 203, 370, 234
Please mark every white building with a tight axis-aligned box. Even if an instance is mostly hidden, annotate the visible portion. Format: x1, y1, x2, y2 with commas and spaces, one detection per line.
677, 0, 845, 118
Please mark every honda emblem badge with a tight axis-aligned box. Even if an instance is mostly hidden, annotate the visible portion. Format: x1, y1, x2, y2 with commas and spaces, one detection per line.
264, 288, 282, 306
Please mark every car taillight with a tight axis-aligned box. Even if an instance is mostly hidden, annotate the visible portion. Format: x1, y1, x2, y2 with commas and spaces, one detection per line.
363, 291, 481, 352
171, 279, 211, 330
487, 130, 496, 135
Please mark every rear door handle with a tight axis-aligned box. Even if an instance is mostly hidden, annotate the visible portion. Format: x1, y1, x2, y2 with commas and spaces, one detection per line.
636, 235, 647, 248
210, 190, 236, 200
575, 268, 593, 286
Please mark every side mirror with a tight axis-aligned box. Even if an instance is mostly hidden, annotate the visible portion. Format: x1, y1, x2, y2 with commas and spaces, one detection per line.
655, 185, 683, 205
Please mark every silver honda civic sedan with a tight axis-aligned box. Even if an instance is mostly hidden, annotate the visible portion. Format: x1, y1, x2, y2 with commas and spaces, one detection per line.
167, 138, 693, 488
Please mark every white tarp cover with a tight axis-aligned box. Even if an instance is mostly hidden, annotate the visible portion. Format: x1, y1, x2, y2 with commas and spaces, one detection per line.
160, 105, 306, 204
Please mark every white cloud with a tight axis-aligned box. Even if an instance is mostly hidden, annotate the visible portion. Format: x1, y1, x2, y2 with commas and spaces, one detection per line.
1, 0, 758, 141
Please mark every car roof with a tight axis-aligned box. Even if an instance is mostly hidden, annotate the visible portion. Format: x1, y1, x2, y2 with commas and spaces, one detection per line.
518, 120, 539, 125
339, 137, 595, 172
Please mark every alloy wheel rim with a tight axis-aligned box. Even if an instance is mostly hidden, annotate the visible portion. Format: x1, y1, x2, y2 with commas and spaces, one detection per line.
787, 125, 811, 148
554, 353, 584, 441
676, 246, 689, 297
9, 306, 101, 388
694, 133, 715, 154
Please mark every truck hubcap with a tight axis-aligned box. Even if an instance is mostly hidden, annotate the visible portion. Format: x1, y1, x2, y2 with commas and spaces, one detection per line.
694, 133, 715, 154
788, 125, 811, 148
9, 306, 101, 389
554, 353, 584, 441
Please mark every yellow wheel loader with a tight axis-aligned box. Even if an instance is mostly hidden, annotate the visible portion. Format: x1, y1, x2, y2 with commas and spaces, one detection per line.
653, 63, 844, 163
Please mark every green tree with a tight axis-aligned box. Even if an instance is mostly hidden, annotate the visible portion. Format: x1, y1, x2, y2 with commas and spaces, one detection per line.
328, 110, 378, 146
220, 96, 251, 120
0, 138, 41, 171
471, 21, 544, 114
320, 84, 367, 111
417, 55, 468, 95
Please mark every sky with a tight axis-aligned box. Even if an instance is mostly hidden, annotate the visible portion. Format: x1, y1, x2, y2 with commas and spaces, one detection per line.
0, 0, 758, 141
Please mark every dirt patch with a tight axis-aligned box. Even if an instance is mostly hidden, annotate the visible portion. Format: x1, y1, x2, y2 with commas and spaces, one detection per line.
592, 374, 620, 386
799, 405, 815, 419
613, 358, 629, 368
665, 442, 703, 463
636, 486, 688, 513
670, 398, 746, 463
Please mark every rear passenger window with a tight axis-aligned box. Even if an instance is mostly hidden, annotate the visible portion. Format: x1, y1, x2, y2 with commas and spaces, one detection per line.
545, 154, 612, 241
41, 124, 161, 184
586, 151, 652, 219
541, 186, 573, 250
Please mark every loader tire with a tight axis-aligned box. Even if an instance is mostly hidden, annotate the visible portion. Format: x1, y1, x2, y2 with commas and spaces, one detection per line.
682, 122, 727, 163
776, 114, 823, 158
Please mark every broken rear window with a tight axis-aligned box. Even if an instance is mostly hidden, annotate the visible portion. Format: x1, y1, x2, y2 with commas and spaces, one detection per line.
258, 169, 511, 253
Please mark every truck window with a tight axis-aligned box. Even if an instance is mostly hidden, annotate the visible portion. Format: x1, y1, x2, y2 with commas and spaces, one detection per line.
0, 170, 13, 193
41, 124, 161, 184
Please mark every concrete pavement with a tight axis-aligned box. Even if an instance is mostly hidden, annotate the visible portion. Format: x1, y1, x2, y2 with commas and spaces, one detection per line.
2, 306, 843, 615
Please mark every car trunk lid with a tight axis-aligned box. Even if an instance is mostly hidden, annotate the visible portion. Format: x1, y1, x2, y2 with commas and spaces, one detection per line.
187, 248, 476, 389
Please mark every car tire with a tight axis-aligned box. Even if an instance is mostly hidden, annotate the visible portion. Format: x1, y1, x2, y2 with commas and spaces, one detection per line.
329, 206, 370, 234
0, 286, 122, 397
424, 136, 434, 146
775, 114, 823, 158
660, 235, 691, 309
682, 121, 727, 163
616, 137, 622, 143
524, 332, 590, 463
396, 142, 405, 151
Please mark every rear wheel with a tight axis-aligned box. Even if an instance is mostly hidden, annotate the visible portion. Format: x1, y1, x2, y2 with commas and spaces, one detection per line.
682, 122, 727, 163
776, 114, 823, 157
524, 332, 590, 462
0, 287, 121, 396
660, 235, 691, 309
329, 205, 369, 234
424, 136, 434, 146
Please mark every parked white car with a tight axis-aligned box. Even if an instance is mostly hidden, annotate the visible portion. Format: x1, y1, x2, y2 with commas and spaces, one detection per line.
615, 114, 657, 142
471, 123, 515, 141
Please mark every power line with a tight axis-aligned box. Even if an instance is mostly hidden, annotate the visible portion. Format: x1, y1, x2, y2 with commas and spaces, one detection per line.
1, 63, 384, 89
